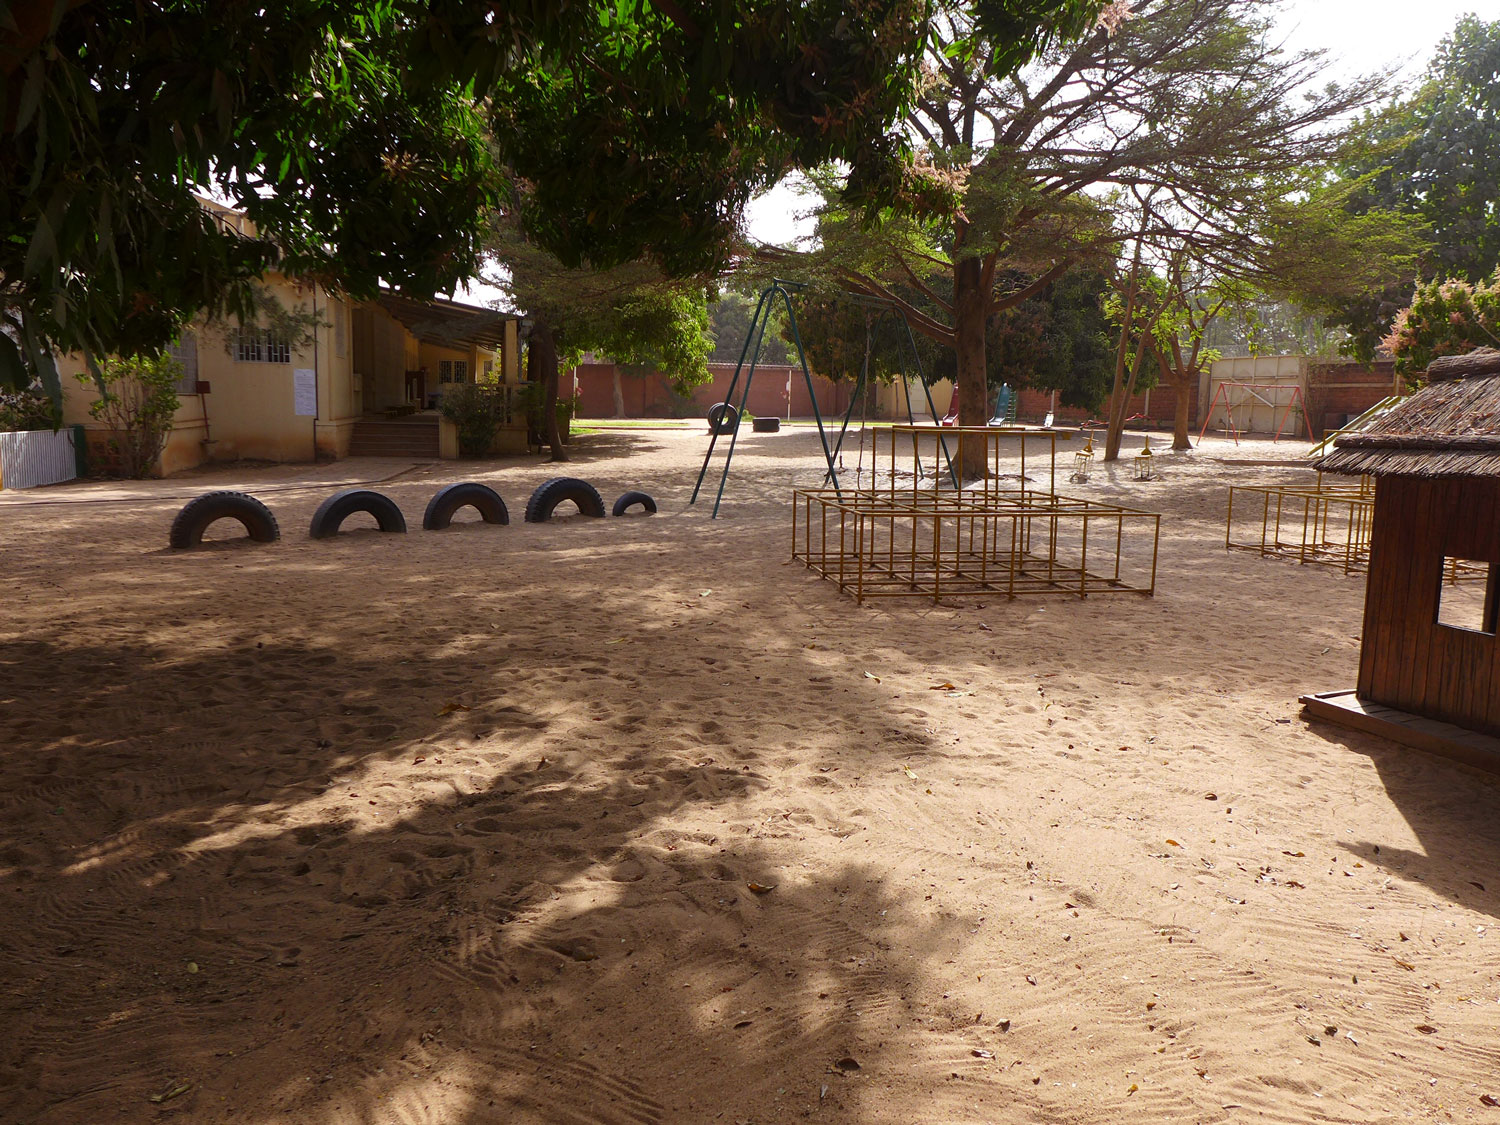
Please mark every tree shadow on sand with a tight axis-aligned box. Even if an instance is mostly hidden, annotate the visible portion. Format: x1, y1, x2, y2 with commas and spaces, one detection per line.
1, 571, 980, 1123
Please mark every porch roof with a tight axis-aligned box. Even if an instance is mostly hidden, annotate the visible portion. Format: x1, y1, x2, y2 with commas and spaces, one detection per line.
374, 292, 512, 352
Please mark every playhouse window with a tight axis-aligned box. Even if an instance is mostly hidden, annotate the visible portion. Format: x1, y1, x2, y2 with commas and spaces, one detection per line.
1436, 558, 1498, 634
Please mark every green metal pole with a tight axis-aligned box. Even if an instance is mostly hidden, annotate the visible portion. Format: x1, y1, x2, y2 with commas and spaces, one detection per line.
691, 286, 771, 505
900, 314, 958, 488
780, 283, 842, 501
709, 283, 779, 517
824, 312, 873, 486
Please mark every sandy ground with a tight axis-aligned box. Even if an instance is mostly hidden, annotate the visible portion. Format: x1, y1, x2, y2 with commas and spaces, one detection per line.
2, 425, 1498, 1125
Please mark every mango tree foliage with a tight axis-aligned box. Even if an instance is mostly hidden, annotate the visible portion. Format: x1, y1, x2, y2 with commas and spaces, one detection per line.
788, 266, 1114, 410
709, 292, 795, 368
0, 0, 497, 397
487, 208, 712, 460
2, 0, 996, 396
1319, 16, 1500, 359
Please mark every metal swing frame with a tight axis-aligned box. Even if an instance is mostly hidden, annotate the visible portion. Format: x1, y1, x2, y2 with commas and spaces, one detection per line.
820, 299, 958, 492
689, 281, 954, 518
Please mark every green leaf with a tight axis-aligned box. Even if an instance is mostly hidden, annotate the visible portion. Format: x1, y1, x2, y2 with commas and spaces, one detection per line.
23, 212, 57, 279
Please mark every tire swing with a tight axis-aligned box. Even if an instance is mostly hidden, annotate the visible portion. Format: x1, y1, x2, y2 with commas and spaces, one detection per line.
524, 477, 606, 522
752, 416, 780, 433
422, 482, 509, 530
611, 490, 657, 516
308, 489, 407, 539
169, 491, 280, 549
706, 402, 739, 435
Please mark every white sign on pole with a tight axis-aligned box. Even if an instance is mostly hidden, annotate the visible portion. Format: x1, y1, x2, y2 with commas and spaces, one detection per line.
293, 368, 317, 417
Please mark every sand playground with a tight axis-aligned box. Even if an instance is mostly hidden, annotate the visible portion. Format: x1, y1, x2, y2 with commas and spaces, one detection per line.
2, 425, 1498, 1124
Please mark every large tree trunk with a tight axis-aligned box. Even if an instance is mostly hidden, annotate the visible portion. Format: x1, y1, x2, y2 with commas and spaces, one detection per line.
532, 320, 568, 462
1146, 345, 1196, 452
612, 367, 625, 418
1169, 367, 1194, 451
953, 256, 989, 481
1103, 333, 1151, 462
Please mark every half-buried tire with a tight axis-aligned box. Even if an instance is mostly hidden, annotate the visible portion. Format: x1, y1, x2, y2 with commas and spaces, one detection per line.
169, 491, 280, 549
612, 490, 657, 516
524, 477, 606, 522
707, 402, 739, 434
422, 482, 509, 530
308, 488, 407, 539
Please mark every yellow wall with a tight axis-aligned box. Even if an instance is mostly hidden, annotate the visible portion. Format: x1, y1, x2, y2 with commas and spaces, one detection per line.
877, 378, 953, 421
312, 290, 358, 458
352, 303, 414, 413
503, 321, 520, 381
62, 277, 360, 475
60, 255, 517, 474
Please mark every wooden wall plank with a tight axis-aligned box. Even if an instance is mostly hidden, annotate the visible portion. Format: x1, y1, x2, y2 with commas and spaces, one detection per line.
1360, 481, 1405, 701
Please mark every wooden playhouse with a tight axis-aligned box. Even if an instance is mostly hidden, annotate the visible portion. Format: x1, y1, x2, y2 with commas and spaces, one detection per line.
1301, 348, 1500, 768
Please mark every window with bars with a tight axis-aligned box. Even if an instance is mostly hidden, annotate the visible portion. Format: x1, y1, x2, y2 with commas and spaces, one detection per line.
439, 359, 469, 383
235, 330, 291, 364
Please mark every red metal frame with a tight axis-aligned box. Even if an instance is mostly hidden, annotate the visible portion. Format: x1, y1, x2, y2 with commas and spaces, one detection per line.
1197, 381, 1307, 446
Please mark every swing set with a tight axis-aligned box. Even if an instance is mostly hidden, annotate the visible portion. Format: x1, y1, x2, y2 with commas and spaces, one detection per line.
689, 280, 955, 518
1197, 381, 1308, 445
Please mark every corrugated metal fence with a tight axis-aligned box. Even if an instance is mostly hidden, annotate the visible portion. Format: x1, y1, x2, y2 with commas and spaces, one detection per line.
0, 428, 78, 489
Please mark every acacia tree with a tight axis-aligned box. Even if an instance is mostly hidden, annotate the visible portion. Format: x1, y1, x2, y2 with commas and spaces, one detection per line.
781, 0, 1391, 477
1098, 178, 1423, 457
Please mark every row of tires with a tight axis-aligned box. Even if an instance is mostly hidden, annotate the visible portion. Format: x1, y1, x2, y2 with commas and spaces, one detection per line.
169, 477, 655, 549
706, 403, 781, 435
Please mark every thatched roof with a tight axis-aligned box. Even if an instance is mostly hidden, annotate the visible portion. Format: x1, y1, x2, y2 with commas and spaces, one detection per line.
1316, 348, 1500, 478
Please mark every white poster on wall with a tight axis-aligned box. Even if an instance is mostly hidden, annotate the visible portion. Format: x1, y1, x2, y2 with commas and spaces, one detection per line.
293, 368, 317, 416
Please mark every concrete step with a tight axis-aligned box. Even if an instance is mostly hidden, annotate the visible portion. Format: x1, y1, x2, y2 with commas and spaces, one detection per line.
350, 421, 439, 458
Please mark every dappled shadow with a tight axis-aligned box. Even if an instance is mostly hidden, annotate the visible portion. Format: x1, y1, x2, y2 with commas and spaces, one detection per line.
0, 521, 968, 1123
5, 431, 1449, 1122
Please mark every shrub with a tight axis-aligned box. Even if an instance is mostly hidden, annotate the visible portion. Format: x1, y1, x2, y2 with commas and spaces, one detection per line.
439, 383, 509, 456
1383, 271, 1500, 381
517, 383, 579, 444
0, 388, 60, 432
78, 354, 182, 478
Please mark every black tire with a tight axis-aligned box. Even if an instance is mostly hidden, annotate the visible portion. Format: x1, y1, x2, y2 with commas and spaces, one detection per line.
168, 491, 280, 549
308, 489, 407, 539
707, 402, 740, 434
422, 482, 509, 530
524, 477, 606, 522
612, 490, 657, 517
752, 416, 781, 433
